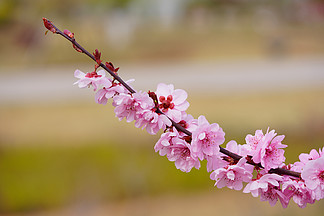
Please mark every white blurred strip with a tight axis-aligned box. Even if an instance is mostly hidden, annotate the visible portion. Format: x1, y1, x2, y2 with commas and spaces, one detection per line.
0, 57, 323, 105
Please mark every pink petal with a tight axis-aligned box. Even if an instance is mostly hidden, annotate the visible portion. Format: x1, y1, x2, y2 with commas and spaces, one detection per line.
156, 83, 172, 96
198, 132, 206, 140
74, 69, 85, 78
175, 101, 190, 111
227, 170, 235, 180
172, 89, 188, 104
198, 115, 209, 125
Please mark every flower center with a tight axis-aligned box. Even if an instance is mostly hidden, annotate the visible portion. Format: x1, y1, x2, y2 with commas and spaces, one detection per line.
85, 72, 102, 78
319, 171, 324, 181
178, 120, 188, 128
250, 137, 261, 150
159, 95, 174, 111
181, 147, 190, 158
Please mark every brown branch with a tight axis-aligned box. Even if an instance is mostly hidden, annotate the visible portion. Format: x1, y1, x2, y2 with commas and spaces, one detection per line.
42, 18, 301, 179
43, 18, 136, 94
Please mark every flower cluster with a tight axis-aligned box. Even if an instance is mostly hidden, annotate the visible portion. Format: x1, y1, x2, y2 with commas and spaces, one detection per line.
74, 65, 324, 208
43, 18, 323, 208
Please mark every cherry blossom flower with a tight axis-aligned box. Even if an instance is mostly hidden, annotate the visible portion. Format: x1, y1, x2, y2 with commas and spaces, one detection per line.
301, 157, 324, 200
154, 130, 179, 156
154, 129, 200, 172
155, 83, 189, 123
95, 79, 135, 105
113, 91, 154, 122
177, 114, 198, 134
134, 109, 171, 135
282, 178, 315, 208
293, 148, 322, 172
251, 129, 287, 171
225, 140, 247, 156
210, 158, 253, 190
244, 129, 264, 155
206, 140, 252, 173
191, 115, 225, 160
243, 173, 288, 207
167, 137, 200, 172
320, 147, 324, 157
74, 69, 110, 91
206, 154, 228, 173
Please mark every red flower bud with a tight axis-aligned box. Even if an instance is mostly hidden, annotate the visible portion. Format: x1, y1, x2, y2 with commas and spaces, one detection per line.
93, 49, 102, 65
64, 29, 74, 39
105, 61, 119, 73
73, 44, 83, 53
42, 18, 56, 33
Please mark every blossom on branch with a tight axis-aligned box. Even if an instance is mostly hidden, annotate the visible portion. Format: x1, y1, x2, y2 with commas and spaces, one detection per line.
210, 158, 253, 190
155, 83, 189, 123
247, 129, 287, 171
154, 130, 178, 156
206, 140, 244, 172
43, 19, 324, 208
301, 157, 324, 200
95, 79, 134, 105
191, 115, 225, 160
74, 69, 110, 91
243, 173, 288, 208
282, 177, 315, 208
155, 129, 200, 172
167, 136, 200, 172
293, 148, 323, 172
113, 91, 153, 122
134, 109, 171, 135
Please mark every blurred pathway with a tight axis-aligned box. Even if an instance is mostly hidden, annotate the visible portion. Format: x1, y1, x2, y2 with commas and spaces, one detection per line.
0, 57, 324, 104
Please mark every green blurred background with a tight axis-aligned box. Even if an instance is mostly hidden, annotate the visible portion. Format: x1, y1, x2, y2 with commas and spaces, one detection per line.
0, 0, 324, 215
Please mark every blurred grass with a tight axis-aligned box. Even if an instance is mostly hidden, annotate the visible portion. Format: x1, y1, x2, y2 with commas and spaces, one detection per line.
0, 143, 211, 213
0, 89, 324, 213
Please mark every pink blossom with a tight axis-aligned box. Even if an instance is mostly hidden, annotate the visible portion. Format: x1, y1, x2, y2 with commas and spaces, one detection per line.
251, 129, 287, 171
282, 178, 315, 208
155, 83, 189, 123
95, 79, 135, 105
154, 130, 179, 156
74, 69, 110, 91
134, 109, 171, 135
206, 154, 228, 173
206, 140, 253, 172
167, 137, 200, 172
243, 174, 288, 207
293, 148, 322, 172
260, 184, 289, 208
301, 157, 324, 200
226, 140, 246, 156
320, 147, 324, 157
244, 129, 264, 155
154, 129, 200, 172
191, 115, 225, 160
210, 158, 253, 190
113, 91, 154, 122
177, 114, 198, 134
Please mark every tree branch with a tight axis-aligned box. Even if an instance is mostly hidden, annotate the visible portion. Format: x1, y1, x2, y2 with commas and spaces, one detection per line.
43, 18, 301, 179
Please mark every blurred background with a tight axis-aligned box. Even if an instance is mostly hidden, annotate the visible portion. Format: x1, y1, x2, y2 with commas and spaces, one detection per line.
0, 0, 324, 215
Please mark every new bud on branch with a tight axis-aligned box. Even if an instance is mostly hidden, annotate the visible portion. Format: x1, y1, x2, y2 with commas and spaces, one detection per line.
43, 18, 324, 209
43, 18, 56, 34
